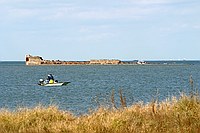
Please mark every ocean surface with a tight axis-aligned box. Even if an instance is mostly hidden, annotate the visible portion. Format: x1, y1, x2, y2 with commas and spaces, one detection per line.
0, 61, 200, 115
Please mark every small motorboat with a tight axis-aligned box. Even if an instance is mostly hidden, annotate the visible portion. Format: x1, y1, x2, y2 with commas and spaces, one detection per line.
38, 79, 70, 87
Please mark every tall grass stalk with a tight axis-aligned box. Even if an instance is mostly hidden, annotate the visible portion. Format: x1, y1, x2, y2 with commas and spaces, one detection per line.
0, 94, 200, 133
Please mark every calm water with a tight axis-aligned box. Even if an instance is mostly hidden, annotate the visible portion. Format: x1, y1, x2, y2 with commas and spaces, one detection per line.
0, 61, 200, 115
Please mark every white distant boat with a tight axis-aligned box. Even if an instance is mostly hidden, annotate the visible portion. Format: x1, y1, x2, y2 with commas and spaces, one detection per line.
137, 60, 146, 65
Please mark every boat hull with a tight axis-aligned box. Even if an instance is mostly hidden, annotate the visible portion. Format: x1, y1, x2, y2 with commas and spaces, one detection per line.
38, 82, 70, 86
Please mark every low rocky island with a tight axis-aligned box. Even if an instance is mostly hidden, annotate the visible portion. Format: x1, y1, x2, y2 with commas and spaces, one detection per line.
25, 55, 147, 65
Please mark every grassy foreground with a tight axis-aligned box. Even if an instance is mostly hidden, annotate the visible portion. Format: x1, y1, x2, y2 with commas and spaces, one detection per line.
0, 95, 200, 133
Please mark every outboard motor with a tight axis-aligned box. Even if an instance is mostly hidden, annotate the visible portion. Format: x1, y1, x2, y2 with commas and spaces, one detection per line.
39, 79, 44, 84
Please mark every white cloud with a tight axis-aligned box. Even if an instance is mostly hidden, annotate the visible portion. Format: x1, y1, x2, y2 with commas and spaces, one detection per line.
0, 0, 171, 22
1, 0, 199, 26
1, 0, 164, 21
43, 5, 162, 21
76, 7, 147, 20
79, 32, 115, 42
78, 24, 116, 42
0, 0, 39, 4
193, 24, 200, 29
127, 0, 188, 5
127, 0, 172, 5
41, 5, 77, 20
8, 8, 39, 18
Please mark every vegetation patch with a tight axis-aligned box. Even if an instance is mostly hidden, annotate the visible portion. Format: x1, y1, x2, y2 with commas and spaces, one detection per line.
0, 93, 200, 133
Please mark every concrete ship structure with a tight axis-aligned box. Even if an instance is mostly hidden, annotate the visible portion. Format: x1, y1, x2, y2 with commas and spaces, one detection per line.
25, 55, 128, 65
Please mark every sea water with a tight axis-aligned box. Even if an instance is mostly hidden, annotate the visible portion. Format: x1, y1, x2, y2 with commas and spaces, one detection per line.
0, 61, 200, 115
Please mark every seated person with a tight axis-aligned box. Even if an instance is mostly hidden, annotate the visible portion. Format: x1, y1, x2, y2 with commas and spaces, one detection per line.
47, 74, 54, 84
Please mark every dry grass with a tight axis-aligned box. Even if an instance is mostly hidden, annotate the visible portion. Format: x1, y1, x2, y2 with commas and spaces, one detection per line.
0, 94, 200, 133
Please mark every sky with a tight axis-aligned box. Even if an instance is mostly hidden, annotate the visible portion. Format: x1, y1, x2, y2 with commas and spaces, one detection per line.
0, 0, 200, 61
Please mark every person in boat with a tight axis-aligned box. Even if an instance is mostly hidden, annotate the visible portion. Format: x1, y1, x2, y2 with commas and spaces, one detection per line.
47, 74, 54, 84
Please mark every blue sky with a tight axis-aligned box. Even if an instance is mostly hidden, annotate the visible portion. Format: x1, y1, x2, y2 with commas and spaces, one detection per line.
0, 0, 200, 61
